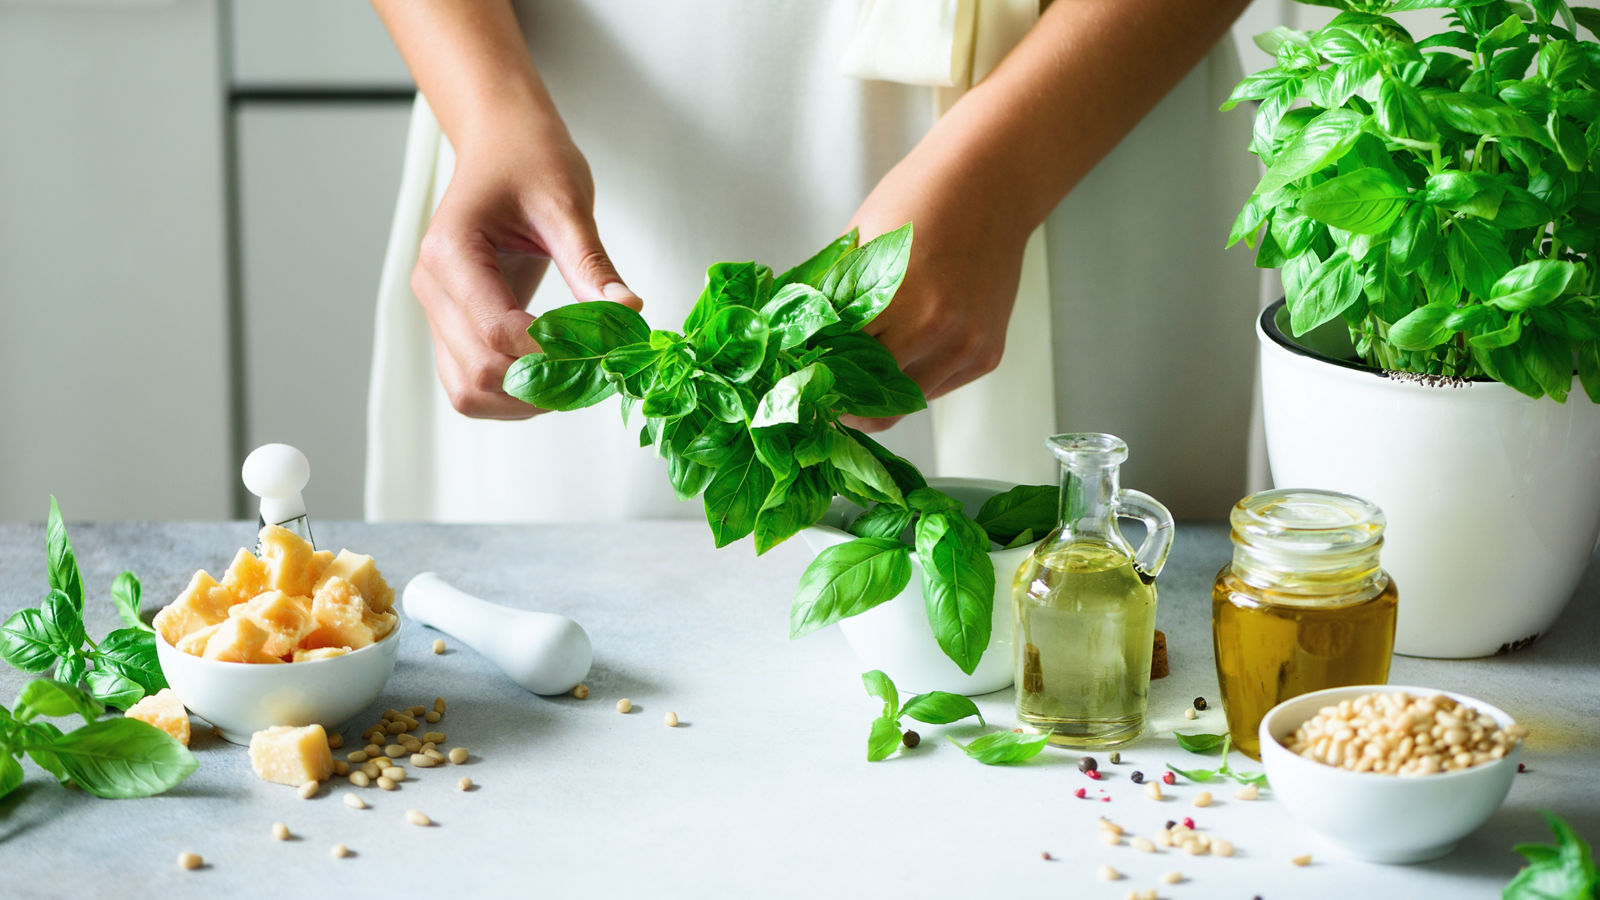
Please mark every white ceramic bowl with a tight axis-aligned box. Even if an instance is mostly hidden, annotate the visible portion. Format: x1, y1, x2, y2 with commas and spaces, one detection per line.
155, 622, 401, 744
1259, 684, 1522, 864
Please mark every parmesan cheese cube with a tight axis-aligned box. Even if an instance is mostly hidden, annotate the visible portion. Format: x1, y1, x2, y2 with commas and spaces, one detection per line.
219, 547, 269, 605
125, 688, 191, 746
201, 615, 284, 664
314, 550, 394, 614
249, 724, 334, 786
292, 646, 349, 662
258, 525, 318, 597
154, 570, 236, 647
174, 622, 220, 657
305, 577, 378, 650
227, 590, 314, 658
306, 549, 335, 585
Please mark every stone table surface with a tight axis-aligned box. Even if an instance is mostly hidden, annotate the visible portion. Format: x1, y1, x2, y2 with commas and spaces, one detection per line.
0, 520, 1595, 900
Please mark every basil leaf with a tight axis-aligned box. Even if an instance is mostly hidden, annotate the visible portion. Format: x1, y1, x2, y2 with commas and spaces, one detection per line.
916, 512, 995, 676
761, 283, 840, 350
85, 670, 144, 711
753, 467, 830, 555
40, 589, 85, 655
95, 628, 167, 699
531, 302, 650, 360
1446, 218, 1514, 299
503, 353, 617, 411
685, 261, 763, 334
776, 229, 857, 291
848, 504, 916, 540
817, 223, 914, 333
45, 496, 83, 613
867, 715, 903, 762
815, 333, 926, 418
39, 717, 197, 798
1287, 248, 1363, 336
948, 731, 1050, 765
0, 608, 66, 673
751, 363, 834, 429
1002, 528, 1037, 550
1579, 342, 1600, 403
900, 691, 985, 726
702, 440, 774, 548
1256, 108, 1364, 194
0, 755, 21, 800
696, 305, 770, 384
975, 484, 1057, 546
1427, 92, 1547, 143
695, 373, 749, 425
1490, 260, 1580, 310
841, 427, 927, 496
1173, 731, 1230, 754
56, 653, 87, 689
642, 377, 698, 420
750, 427, 796, 480
667, 454, 714, 502
1166, 763, 1223, 783
789, 538, 912, 639
828, 431, 903, 506
1388, 202, 1438, 275
110, 572, 149, 633
23, 721, 69, 783
681, 420, 746, 468
861, 669, 899, 719
15, 679, 104, 724
1377, 78, 1439, 143
1423, 171, 1506, 218
600, 342, 659, 399
1300, 168, 1411, 234
1389, 303, 1458, 350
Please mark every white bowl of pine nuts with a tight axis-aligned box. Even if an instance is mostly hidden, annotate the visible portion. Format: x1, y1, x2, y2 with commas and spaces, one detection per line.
1259, 685, 1525, 864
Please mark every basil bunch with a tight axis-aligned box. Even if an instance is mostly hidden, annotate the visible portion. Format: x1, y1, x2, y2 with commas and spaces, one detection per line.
0, 678, 197, 801
1225, 0, 1600, 401
860, 669, 985, 761
505, 228, 1056, 675
0, 498, 166, 709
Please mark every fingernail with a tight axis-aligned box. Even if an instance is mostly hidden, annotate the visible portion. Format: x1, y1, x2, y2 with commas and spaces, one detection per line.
602, 281, 635, 301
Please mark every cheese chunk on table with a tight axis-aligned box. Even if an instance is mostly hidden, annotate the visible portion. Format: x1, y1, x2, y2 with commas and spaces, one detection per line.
249, 724, 334, 786
125, 688, 191, 746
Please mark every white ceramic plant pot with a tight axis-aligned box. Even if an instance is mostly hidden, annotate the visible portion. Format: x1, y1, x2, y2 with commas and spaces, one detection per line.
1258, 301, 1600, 658
800, 477, 1042, 696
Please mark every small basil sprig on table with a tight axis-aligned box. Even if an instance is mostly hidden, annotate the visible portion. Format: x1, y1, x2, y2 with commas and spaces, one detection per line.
947, 731, 1052, 765
504, 225, 1058, 676
1168, 732, 1270, 787
860, 669, 985, 761
0, 497, 165, 709
1504, 809, 1598, 899
0, 678, 197, 801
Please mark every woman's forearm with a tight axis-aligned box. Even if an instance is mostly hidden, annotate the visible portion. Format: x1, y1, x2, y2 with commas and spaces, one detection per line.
925, 0, 1252, 232
369, 0, 558, 151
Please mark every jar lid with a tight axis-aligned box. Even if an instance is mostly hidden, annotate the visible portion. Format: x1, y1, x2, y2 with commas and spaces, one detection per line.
1230, 489, 1386, 554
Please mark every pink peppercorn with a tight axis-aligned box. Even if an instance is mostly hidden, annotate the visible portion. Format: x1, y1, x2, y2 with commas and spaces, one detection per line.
1162, 771, 1176, 785
1182, 817, 1195, 830
1074, 787, 1087, 799
1086, 770, 1102, 780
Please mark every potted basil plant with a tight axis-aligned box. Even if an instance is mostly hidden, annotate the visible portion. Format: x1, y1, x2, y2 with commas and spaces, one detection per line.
504, 227, 1051, 693
1225, 0, 1600, 657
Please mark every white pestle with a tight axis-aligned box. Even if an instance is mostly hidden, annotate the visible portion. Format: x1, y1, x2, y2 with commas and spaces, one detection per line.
402, 573, 592, 695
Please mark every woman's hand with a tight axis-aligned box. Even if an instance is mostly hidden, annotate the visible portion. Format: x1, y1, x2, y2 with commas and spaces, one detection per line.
412, 119, 641, 419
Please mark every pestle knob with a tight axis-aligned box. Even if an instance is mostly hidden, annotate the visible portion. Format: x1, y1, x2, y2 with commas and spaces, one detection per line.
242, 443, 311, 527
403, 573, 592, 695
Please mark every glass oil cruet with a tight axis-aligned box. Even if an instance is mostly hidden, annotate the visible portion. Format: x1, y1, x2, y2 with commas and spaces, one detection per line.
1014, 433, 1174, 747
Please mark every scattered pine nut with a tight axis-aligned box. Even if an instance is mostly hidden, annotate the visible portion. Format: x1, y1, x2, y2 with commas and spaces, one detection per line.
432, 639, 445, 654
1154, 829, 1174, 847
411, 753, 438, 768
297, 781, 319, 800
348, 771, 371, 788
1292, 854, 1313, 867
617, 698, 632, 714
423, 731, 446, 743
448, 747, 469, 764
1214, 839, 1235, 857
1131, 836, 1157, 853
1185, 839, 1208, 856
1096, 864, 1121, 881
1096, 817, 1123, 836
363, 743, 380, 756
1139, 891, 1158, 900
381, 767, 406, 783
405, 809, 431, 827
433, 697, 446, 715
1234, 783, 1260, 801
1193, 790, 1213, 807
572, 684, 590, 699
177, 852, 202, 870
347, 751, 369, 764
1161, 871, 1183, 885
343, 792, 366, 810
458, 777, 473, 791
1100, 831, 1121, 846
425, 711, 442, 724
330, 844, 349, 859
408, 705, 426, 717
664, 711, 679, 727
377, 776, 397, 791
328, 733, 343, 750
1145, 783, 1163, 801
331, 760, 350, 777
271, 822, 290, 841
361, 761, 381, 779
425, 748, 446, 763
1184, 707, 1198, 720
386, 721, 405, 734
385, 744, 406, 759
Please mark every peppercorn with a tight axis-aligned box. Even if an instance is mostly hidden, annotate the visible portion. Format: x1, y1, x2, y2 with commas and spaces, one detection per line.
1165, 820, 1177, 831
1074, 787, 1087, 799
1108, 751, 1121, 765
902, 730, 921, 748
1041, 852, 1054, 861
1193, 696, 1208, 711
1517, 763, 1528, 773
1162, 771, 1176, 785
1130, 770, 1145, 784
1182, 817, 1195, 830
1078, 756, 1099, 773
1086, 769, 1102, 780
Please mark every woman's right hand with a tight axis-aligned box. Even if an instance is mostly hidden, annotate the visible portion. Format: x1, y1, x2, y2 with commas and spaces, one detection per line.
412, 117, 642, 419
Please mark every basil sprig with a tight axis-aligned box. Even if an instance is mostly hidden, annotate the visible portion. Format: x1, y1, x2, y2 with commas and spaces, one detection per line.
1167, 732, 1270, 787
1504, 809, 1598, 899
505, 228, 1057, 674
0, 497, 165, 709
947, 731, 1052, 765
860, 669, 984, 761
0, 678, 197, 801
1225, 0, 1600, 401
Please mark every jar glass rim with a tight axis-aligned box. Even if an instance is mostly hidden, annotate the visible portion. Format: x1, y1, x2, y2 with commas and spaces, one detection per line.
1230, 489, 1386, 554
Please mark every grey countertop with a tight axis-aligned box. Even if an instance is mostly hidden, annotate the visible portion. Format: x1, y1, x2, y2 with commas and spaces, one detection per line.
1, 520, 1596, 900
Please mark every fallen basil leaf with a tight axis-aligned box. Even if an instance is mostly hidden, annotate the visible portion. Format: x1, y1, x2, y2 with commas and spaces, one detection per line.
900, 691, 985, 727
1503, 809, 1598, 900
860, 670, 899, 719
1174, 731, 1230, 754
867, 715, 903, 762
0, 608, 62, 673
949, 731, 1050, 765
1166, 764, 1223, 783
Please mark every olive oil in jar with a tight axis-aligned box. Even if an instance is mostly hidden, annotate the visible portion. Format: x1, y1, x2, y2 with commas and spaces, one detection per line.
1016, 541, 1157, 746
1212, 489, 1398, 760
1012, 433, 1173, 749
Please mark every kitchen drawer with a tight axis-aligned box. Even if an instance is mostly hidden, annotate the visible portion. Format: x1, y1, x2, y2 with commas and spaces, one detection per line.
229, 0, 412, 88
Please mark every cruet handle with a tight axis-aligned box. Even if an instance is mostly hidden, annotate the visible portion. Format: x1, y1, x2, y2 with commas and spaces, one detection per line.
1115, 489, 1175, 579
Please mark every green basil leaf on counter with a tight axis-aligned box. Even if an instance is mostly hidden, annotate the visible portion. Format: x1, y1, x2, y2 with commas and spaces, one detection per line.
1166, 763, 1224, 783
817, 224, 914, 333
790, 538, 912, 639
0, 609, 65, 673
110, 572, 149, 633
46, 496, 84, 613
916, 512, 995, 676
861, 669, 899, 719
867, 714, 904, 763
0, 754, 22, 801
1173, 731, 1230, 754
1504, 810, 1599, 900
776, 229, 858, 291
975, 484, 1057, 546
39, 717, 197, 799
948, 731, 1050, 765
15, 679, 104, 724
900, 692, 985, 727
847, 504, 916, 541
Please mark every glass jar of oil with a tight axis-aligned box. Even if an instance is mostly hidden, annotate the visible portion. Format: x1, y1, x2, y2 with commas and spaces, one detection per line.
1014, 433, 1174, 748
1212, 489, 1397, 760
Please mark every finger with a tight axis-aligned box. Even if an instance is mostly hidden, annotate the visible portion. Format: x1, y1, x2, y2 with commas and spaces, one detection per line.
419, 227, 540, 358
538, 208, 643, 309
429, 331, 541, 420
839, 413, 905, 433
412, 265, 538, 419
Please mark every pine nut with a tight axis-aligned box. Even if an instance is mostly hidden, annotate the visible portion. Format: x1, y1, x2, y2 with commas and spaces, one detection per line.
328, 733, 343, 750
1161, 871, 1183, 885
1100, 831, 1121, 846
1292, 854, 1313, 866
1193, 791, 1213, 807
381, 767, 405, 782
1234, 783, 1259, 801
1183, 707, 1197, 720
434, 697, 446, 715
664, 711, 679, 727
1097, 864, 1121, 881
363, 743, 380, 756
177, 852, 203, 870
343, 792, 366, 810
448, 747, 468, 765
362, 761, 382, 779
408, 705, 426, 717
1154, 829, 1174, 847
349, 771, 371, 788
1131, 836, 1156, 853
1145, 783, 1163, 801
617, 698, 632, 714
423, 731, 446, 743
347, 751, 368, 764
385, 744, 406, 758
297, 781, 318, 800
1096, 817, 1123, 835
405, 809, 431, 827
1185, 839, 1207, 855
386, 721, 405, 734
331, 760, 350, 777
411, 753, 437, 768
1214, 839, 1235, 857
377, 776, 396, 791
432, 639, 445, 654
271, 822, 290, 841
425, 710, 442, 723
425, 748, 446, 763
572, 684, 589, 699
457, 777, 473, 791
330, 844, 349, 859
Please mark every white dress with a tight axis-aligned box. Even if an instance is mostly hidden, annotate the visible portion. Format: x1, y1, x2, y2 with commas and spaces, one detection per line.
366, 0, 1261, 523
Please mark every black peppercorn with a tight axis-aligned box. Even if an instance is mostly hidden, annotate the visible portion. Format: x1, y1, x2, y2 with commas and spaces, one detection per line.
1130, 770, 1145, 784
1165, 820, 1177, 831
1078, 756, 1098, 773
1193, 696, 1208, 711
902, 730, 920, 748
